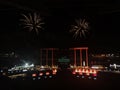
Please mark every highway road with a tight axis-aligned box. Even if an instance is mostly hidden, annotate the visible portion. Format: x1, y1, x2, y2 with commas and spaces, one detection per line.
0, 69, 120, 90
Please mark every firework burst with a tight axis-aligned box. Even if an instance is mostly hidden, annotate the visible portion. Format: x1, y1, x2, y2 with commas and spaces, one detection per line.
20, 13, 44, 35
69, 18, 89, 39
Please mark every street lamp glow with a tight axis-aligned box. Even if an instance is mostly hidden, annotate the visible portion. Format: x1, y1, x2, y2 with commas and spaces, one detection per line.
25, 63, 29, 67
31, 64, 34, 67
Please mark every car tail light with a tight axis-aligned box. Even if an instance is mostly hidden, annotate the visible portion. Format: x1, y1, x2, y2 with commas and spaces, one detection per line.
52, 72, 56, 75
86, 69, 88, 73
46, 72, 50, 75
54, 69, 57, 73
93, 74, 97, 77
39, 72, 43, 76
82, 69, 85, 73
52, 69, 57, 75
92, 70, 97, 76
93, 70, 97, 74
32, 73, 37, 77
79, 69, 82, 73
86, 69, 90, 75
90, 69, 92, 73
75, 69, 78, 72
79, 72, 82, 75
72, 71, 76, 75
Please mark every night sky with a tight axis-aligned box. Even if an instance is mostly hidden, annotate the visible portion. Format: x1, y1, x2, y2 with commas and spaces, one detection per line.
0, 0, 120, 53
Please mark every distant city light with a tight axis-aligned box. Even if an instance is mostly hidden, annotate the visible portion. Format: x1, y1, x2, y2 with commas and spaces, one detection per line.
91, 65, 104, 70
25, 63, 29, 67
110, 64, 120, 69
23, 69, 27, 72
0, 70, 3, 72
41, 66, 44, 68
30, 64, 34, 67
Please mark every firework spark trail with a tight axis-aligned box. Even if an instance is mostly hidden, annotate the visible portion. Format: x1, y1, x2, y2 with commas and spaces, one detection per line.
20, 13, 44, 35
70, 18, 89, 39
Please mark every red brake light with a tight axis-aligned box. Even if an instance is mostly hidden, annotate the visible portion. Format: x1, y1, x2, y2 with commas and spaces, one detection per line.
79, 72, 82, 75
39, 72, 43, 76
79, 69, 82, 73
86, 69, 88, 73
93, 70, 97, 74
52, 72, 56, 75
54, 69, 57, 73
92, 70, 97, 76
86, 69, 90, 75
52, 69, 57, 75
90, 69, 92, 73
93, 74, 97, 76
75, 69, 78, 72
46, 72, 50, 75
32, 73, 37, 77
53, 69, 57, 73
72, 71, 76, 75
82, 69, 85, 73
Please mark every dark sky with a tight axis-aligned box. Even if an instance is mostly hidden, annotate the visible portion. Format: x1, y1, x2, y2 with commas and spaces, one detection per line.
0, 0, 120, 52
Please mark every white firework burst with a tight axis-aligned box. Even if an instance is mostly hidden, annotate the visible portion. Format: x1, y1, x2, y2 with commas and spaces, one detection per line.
20, 13, 44, 35
70, 18, 89, 39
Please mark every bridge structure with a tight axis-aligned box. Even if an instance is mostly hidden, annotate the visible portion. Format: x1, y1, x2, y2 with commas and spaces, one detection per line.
40, 47, 89, 68
40, 48, 58, 67
69, 47, 88, 67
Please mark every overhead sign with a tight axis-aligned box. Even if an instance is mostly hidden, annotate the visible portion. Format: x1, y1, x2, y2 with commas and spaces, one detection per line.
58, 57, 70, 63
